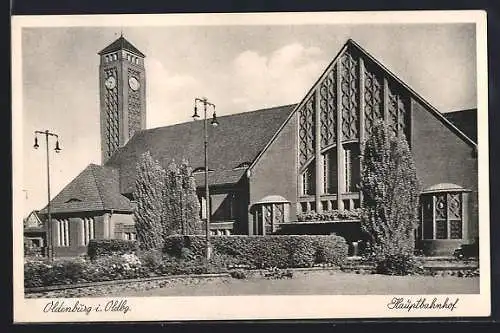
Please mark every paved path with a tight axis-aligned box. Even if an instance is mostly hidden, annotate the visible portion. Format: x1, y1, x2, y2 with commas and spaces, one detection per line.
113, 271, 479, 297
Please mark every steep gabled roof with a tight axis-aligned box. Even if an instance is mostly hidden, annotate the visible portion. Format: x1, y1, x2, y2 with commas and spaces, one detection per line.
444, 108, 477, 143
40, 164, 133, 214
23, 210, 44, 231
249, 39, 477, 173
105, 104, 295, 194
98, 35, 145, 57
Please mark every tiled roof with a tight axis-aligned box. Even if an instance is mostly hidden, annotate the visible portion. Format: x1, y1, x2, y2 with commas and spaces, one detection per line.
98, 35, 145, 57
106, 104, 296, 194
40, 164, 133, 214
444, 109, 477, 143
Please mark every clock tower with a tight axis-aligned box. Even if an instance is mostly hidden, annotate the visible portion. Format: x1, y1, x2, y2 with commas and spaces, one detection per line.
98, 35, 146, 164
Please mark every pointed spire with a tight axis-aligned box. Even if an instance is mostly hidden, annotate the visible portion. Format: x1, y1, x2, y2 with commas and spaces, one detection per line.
98, 34, 145, 57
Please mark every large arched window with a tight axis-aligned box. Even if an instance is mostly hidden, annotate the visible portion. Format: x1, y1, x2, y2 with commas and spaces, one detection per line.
420, 183, 470, 240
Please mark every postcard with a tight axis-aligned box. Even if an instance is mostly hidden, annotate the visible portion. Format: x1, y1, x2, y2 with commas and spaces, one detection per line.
12, 10, 490, 322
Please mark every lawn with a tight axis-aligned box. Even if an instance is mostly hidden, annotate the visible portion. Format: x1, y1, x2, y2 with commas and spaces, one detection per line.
113, 270, 479, 297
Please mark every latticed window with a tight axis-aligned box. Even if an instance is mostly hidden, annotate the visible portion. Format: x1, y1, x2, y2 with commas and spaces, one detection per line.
298, 95, 316, 168
104, 68, 119, 157
421, 190, 465, 240
387, 82, 409, 138
340, 50, 359, 141
319, 68, 337, 149
302, 163, 315, 196
363, 63, 383, 136
254, 202, 287, 235
128, 68, 142, 139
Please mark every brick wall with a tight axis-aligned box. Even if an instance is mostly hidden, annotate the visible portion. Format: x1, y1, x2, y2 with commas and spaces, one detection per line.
411, 99, 478, 241
249, 112, 298, 234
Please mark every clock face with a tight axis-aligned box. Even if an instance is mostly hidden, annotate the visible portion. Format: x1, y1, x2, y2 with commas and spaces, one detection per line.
129, 76, 140, 91
105, 76, 116, 90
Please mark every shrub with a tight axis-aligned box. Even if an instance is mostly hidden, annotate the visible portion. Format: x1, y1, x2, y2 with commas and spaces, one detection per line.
230, 269, 247, 279
361, 120, 420, 257
87, 239, 138, 260
163, 235, 207, 257
24, 257, 94, 288
133, 151, 166, 250
163, 235, 348, 269
136, 249, 164, 274
86, 253, 145, 281
155, 256, 213, 276
374, 254, 422, 276
314, 236, 349, 266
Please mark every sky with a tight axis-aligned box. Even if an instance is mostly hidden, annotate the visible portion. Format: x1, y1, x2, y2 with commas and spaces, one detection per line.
19, 22, 477, 217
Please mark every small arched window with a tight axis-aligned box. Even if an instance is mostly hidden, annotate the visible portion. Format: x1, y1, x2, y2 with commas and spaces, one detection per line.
420, 183, 471, 240
252, 195, 290, 235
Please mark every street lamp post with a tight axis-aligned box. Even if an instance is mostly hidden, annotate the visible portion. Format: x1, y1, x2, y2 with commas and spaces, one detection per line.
34, 130, 62, 262
192, 97, 218, 260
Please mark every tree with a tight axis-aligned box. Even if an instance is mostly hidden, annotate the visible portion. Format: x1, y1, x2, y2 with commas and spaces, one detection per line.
163, 159, 203, 236
179, 159, 203, 235
360, 120, 420, 257
133, 152, 165, 250
163, 160, 183, 236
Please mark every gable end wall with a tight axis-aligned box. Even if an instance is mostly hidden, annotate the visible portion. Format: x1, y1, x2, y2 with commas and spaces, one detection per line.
249, 112, 298, 230
411, 98, 478, 240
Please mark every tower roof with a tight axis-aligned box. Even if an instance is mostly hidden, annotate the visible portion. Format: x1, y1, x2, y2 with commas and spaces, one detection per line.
98, 35, 145, 57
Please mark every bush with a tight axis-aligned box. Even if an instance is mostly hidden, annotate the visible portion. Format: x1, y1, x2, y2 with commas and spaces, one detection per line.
87, 253, 145, 281
136, 249, 164, 274
87, 239, 139, 260
314, 236, 349, 266
374, 254, 421, 276
229, 269, 248, 279
163, 235, 348, 269
24, 258, 93, 288
360, 120, 420, 257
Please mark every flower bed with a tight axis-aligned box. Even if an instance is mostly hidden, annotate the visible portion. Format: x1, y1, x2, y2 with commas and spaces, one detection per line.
25, 235, 349, 288
24, 251, 228, 288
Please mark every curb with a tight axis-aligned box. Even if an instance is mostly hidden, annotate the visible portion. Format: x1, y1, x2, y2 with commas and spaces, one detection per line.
25, 273, 231, 294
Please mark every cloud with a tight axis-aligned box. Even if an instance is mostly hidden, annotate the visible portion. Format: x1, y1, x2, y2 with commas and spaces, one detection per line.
231, 43, 326, 110
147, 58, 201, 127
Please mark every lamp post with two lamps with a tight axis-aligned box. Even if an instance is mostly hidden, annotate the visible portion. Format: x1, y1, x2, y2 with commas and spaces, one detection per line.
192, 97, 218, 260
33, 130, 62, 262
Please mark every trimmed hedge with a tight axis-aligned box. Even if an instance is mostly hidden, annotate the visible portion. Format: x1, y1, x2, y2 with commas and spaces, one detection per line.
164, 235, 348, 268
87, 239, 139, 260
